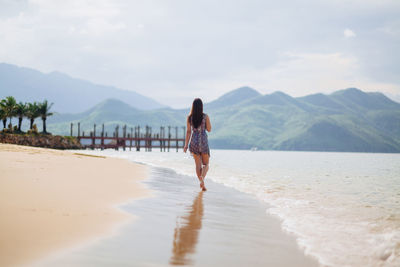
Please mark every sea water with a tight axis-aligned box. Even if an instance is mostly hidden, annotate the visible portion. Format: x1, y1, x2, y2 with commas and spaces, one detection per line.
82, 149, 400, 267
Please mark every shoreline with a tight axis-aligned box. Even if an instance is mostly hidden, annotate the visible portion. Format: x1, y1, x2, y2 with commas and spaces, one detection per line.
0, 144, 150, 266
40, 164, 320, 266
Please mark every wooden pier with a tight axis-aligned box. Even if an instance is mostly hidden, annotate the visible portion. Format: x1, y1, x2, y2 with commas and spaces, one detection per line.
71, 123, 186, 151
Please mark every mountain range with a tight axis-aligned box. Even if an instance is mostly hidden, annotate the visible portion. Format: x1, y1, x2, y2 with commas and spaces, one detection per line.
46, 87, 400, 153
0, 63, 165, 113
1, 63, 399, 152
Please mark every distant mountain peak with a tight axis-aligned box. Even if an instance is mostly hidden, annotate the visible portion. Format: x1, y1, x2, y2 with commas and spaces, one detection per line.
269, 91, 291, 98
245, 90, 298, 106
332, 87, 365, 96
98, 97, 132, 106
219, 86, 260, 99
329, 87, 400, 110
78, 97, 139, 118
232, 86, 260, 94
206, 86, 261, 109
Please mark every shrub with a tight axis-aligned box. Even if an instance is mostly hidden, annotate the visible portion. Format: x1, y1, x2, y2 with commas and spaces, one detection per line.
27, 124, 39, 135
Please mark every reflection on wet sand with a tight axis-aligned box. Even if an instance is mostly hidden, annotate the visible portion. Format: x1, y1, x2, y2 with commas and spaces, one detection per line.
170, 191, 204, 265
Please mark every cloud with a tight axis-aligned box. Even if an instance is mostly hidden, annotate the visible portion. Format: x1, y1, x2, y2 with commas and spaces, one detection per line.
379, 19, 400, 37
0, 0, 399, 108
193, 52, 400, 100
83, 18, 126, 35
344, 28, 356, 38
28, 0, 121, 18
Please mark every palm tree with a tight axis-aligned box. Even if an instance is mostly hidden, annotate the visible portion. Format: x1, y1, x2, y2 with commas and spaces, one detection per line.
26, 102, 40, 130
15, 102, 27, 132
0, 100, 7, 129
38, 100, 54, 134
3, 96, 17, 129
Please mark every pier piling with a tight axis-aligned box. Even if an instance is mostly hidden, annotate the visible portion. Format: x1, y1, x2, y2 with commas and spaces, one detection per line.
74, 123, 185, 151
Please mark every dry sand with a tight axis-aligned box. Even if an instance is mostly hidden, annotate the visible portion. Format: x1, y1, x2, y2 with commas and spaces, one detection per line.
0, 144, 149, 267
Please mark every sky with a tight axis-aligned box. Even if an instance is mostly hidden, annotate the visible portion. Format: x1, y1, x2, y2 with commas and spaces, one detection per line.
0, 0, 399, 108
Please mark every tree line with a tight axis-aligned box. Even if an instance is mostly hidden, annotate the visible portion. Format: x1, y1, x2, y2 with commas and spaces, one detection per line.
0, 96, 54, 134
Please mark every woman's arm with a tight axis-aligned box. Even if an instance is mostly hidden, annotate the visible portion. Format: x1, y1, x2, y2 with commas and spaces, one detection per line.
206, 114, 211, 132
184, 117, 191, 152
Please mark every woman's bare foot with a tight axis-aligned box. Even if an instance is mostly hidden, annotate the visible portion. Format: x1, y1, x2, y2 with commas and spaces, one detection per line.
199, 176, 206, 191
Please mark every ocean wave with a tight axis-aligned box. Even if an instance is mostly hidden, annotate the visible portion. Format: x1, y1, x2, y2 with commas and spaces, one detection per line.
78, 149, 400, 267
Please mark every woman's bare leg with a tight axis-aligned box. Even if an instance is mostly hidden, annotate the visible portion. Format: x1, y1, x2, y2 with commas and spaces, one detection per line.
192, 154, 205, 189
195, 154, 209, 191
200, 153, 209, 180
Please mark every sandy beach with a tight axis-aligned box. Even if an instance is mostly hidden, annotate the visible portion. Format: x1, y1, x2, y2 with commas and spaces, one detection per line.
0, 144, 149, 267
40, 163, 320, 267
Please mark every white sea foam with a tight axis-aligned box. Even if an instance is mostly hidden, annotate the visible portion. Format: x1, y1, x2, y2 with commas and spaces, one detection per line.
78, 149, 400, 267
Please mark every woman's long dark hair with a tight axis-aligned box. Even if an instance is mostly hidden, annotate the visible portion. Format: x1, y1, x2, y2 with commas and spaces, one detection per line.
188, 98, 203, 129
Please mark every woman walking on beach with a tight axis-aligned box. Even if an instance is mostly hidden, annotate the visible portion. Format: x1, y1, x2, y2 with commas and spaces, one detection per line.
184, 98, 211, 191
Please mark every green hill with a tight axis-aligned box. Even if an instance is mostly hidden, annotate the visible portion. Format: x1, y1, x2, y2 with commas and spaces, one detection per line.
47, 87, 400, 153
48, 98, 186, 136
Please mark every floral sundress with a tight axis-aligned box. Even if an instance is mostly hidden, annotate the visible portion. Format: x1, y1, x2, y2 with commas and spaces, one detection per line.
189, 114, 210, 156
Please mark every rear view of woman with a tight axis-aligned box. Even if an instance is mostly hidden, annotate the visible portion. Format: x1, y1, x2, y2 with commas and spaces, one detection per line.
183, 98, 211, 191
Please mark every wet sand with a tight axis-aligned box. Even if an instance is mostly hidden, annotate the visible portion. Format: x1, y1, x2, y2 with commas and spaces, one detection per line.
0, 144, 149, 266
39, 166, 320, 267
